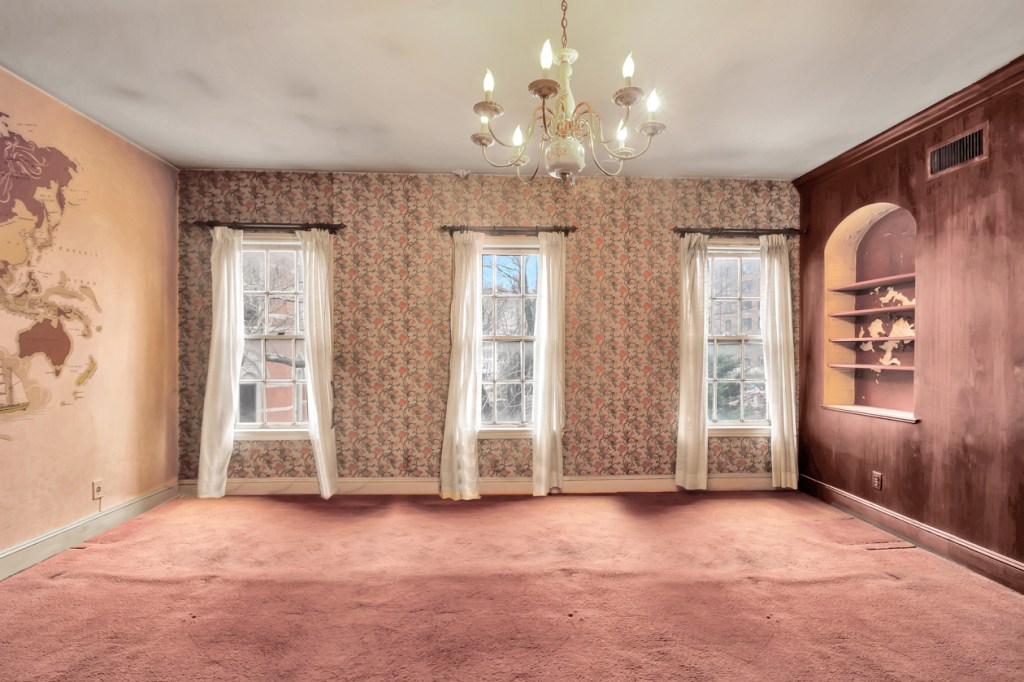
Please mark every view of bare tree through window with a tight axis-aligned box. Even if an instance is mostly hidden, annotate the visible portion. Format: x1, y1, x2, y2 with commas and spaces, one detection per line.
707, 252, 767, 423
480, 251, 538, 425
239, 244, 307, 427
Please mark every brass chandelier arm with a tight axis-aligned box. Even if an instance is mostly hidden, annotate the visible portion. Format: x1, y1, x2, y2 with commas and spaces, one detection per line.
514, 136, 545, 184
584, 124, 626, 177
488, 105, 553, 150
481, 145, 523, 169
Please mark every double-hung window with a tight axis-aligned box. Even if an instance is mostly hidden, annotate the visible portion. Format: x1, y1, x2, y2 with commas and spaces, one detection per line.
236, 234, 309, 439
479, 238, 538, 437
706, 244, 769, 430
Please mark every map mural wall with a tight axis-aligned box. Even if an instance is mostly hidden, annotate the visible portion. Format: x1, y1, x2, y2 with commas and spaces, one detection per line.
0, 67, 178, 552
178, 171, 799, 481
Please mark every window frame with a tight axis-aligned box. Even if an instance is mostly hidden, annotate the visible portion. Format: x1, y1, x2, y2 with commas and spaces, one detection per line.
478, 235, 539, 439
234, 232, 310, 441
706, 240, 770, 436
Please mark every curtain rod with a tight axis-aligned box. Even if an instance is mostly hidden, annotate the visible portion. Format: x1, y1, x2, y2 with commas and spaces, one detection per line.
673, 227, 801, 238
196, 221, 345, 234
442, 225, 577, 236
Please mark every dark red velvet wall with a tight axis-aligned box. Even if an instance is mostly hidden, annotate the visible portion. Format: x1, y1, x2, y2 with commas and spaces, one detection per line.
797, 58, 1024, 563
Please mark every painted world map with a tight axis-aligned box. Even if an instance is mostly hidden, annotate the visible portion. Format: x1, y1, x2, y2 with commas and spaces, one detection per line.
0, 112, 99, 417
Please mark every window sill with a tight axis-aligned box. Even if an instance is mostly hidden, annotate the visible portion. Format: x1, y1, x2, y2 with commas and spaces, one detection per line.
234, 428, 310, 441
478, 427, 532, 440
708, 424, 771, 437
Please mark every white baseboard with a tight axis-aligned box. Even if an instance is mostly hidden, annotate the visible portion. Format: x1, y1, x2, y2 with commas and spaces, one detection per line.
178, 473, 775, 497
0, 485, 179, 581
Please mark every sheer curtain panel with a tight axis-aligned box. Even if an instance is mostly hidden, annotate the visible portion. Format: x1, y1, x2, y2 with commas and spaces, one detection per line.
676, 233, 709, 490
440, 231, 485, 500
760, 235, 799, 489
532, 232, 566, 496
300, 229, 339, 499
198, 226, 244, 498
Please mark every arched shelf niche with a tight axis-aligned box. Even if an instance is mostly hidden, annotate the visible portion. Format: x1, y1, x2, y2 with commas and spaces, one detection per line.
823, 203, 919, 423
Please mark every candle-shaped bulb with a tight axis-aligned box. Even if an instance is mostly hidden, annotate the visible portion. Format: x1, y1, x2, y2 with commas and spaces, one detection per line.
622, 52, 635, 86
483, 69, 495, 101
646, 88, 661, 118
540, 40, 553, 77
512, 125, 524, 147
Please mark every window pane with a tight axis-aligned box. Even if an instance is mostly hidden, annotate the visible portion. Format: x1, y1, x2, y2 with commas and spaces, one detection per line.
495, 383, 524, 423
525, 255, 538, 294
296, 296, 305, 335
267, 294, 296, 334
710, 300, 739, 336
524, 297, 537, 335
239, 384, 260, 423
707, 381, 715, 421
524, 382, 534, 422
712, 257, 739, 297
741, 300, 760, 335
244, 294, 265, 334
524, 341, 534, 380
265, 385, 295, 423
741, 257, 760, 296
297, 383, 308, 423
267, 251, 296, 291
716, 342, 742, 379
481, 341, 494, 382
482, 297, 495, 336
743, 341, 765, 380
495, 255, 521, 294
296, 255, 304, 292
242, 251, 265, 291
241, 340, 263, 380
743, 382, 767, 421
481, 255, 494, 295
495, 341, 522, 380
707, 342, 714, 379
481, 384, 495, 424
295, 339, 307, 381
495, 298, 522, 335
266, 339, 293, 380
716, 382, 741, 421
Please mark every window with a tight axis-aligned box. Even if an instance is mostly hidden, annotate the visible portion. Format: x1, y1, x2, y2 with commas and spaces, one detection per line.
707, 246, 768, 426
480, 240, 538, 432
237, 235, 308, 437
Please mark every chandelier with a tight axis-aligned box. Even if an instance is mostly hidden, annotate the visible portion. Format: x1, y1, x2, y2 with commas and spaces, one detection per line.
470, 0, 666, 186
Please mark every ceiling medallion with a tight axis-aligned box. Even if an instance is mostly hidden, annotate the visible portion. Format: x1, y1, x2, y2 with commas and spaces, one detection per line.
471, 0, 666, 186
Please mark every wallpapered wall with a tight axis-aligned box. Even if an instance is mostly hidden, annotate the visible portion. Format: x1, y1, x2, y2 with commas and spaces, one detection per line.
178, 171, 799, 480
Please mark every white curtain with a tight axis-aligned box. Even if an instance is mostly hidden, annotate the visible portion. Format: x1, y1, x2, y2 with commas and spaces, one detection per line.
198, 226, 244, 498
300, 229, 339, 500
533, 232, 566, 496
760, 234, 799, 489
440, 231, 484, 500
676, 233, 709, 490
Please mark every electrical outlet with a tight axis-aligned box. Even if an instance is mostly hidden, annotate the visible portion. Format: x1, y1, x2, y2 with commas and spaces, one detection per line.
91, 480, 103, 500
871, 471, 883, 491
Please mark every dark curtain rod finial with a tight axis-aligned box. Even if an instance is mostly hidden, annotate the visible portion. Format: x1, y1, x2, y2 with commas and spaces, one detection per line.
673, 227, 802, 238
442, 225, 578, 237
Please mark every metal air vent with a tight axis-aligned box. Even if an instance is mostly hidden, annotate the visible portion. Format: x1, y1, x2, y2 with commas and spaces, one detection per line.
928, 126, 986, 178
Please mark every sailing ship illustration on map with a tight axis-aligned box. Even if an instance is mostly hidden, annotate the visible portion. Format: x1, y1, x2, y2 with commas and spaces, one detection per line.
0, 367, 29, 414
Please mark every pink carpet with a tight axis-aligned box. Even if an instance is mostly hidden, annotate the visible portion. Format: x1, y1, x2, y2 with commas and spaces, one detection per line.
1, 492, 1022, 681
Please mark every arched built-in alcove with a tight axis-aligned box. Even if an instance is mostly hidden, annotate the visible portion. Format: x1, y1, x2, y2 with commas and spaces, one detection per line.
823, 203, 918, 422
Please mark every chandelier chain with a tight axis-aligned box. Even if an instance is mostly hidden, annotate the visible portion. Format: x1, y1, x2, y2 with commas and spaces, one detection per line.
561, 0, 568, 48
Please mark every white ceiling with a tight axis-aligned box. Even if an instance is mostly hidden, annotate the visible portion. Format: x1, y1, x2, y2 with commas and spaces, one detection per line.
1, 1, 1022, 180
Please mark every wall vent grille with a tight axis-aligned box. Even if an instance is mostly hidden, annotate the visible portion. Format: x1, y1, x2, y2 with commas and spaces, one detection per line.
928, 127, 986, 177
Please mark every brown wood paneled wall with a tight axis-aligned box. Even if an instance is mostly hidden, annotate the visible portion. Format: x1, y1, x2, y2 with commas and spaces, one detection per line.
795, 55, 1024, 586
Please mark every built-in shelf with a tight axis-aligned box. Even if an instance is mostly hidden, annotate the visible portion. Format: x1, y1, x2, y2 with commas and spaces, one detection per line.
829, 272, 916, 293
828, 363, 914, 372
829, 336, 916, 343
830, 304, 915, 318
821, 404, 919, 423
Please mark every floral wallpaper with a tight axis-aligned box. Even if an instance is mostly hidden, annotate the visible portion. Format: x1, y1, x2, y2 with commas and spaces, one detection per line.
178, 172, 800, 480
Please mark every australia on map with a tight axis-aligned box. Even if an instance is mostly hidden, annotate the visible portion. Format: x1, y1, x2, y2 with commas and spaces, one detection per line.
0, 111, 100, 418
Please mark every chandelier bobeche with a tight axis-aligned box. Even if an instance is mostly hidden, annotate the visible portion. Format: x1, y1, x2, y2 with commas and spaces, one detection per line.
471, 0, 666, 185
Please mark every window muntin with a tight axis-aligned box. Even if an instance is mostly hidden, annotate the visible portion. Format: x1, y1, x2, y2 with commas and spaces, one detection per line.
480, 249, 538, 427
238, 241, 308, 430
707, 249, 768, 424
